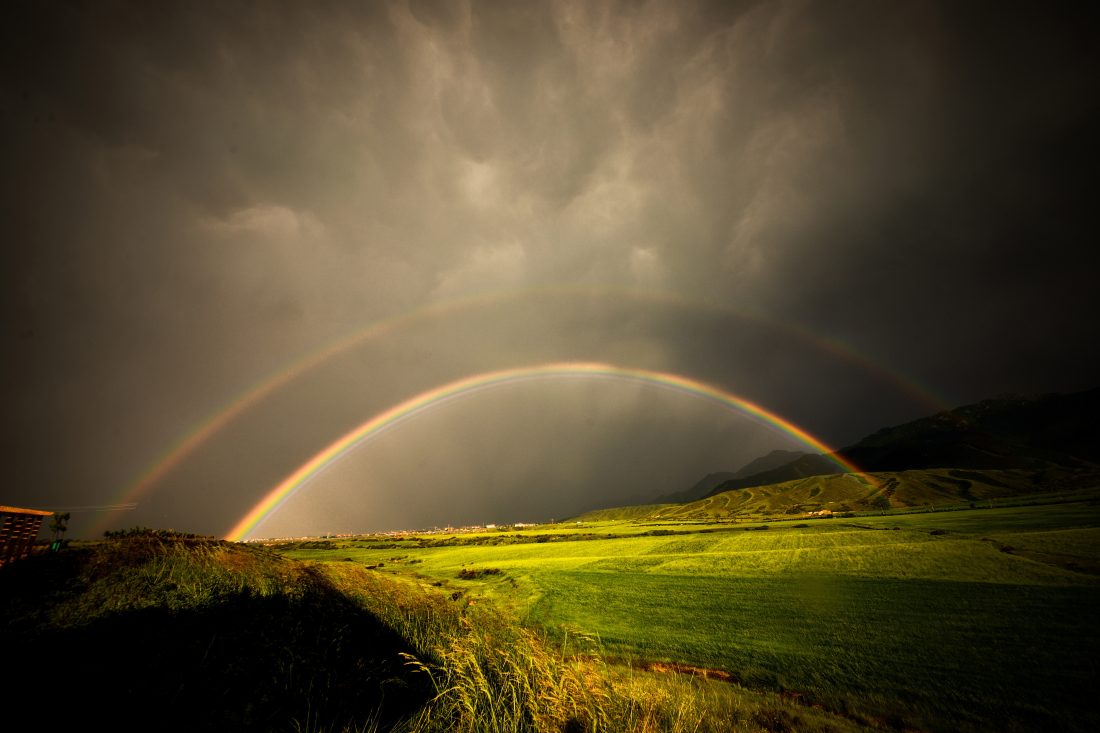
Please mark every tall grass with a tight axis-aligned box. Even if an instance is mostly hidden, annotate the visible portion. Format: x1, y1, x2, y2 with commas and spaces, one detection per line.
318, 563, 854, 733
44, 535, 305, 626
323, 563, 606, 731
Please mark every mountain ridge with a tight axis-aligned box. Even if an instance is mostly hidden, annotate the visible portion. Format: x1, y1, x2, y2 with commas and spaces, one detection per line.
653, 449, 809, 504
701, 387, 1100, 499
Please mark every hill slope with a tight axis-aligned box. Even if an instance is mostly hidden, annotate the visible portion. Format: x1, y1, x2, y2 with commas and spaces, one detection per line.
706, 453, 841, 497
577, 467, 1100, 522
704, 387, 1100, 498
654, 449, 809, 503
844, 387, 1100, 471
0, 534, 427, 731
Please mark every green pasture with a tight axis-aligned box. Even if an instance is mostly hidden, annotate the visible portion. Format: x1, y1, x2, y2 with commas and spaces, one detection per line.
279, 500, 1100, 732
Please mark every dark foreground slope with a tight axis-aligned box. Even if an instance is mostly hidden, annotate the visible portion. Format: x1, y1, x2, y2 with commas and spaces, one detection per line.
0, 535, 428, 733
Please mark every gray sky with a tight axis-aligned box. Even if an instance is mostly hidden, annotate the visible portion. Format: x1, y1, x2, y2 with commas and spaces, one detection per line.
4, 0, 1098, 538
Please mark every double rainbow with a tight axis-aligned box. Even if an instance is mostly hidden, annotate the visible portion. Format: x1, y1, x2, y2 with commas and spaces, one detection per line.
225, 362, 866, 540
98, 288, 943, 537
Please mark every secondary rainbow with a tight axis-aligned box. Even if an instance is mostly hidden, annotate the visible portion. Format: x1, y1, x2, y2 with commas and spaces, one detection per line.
100, 287, 944, 537
225, 362, 869, 541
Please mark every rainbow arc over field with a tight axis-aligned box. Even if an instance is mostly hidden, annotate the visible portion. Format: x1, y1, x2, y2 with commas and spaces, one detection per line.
225, 362, 870, 541
97, 287, 939, 537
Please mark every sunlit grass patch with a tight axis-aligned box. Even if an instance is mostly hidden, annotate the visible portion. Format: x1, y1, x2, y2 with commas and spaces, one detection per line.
285, 500, 1100, 732
317, 562, 871, 733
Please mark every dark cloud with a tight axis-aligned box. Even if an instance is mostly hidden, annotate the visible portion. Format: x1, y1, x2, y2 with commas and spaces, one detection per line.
3, 0, 1097, 537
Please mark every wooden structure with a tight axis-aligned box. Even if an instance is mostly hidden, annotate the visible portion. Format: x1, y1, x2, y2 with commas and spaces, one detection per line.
0, 505, 54, 567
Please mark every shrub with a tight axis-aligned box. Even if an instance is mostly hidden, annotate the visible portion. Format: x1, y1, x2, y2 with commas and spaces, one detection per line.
457, 567, 502, 580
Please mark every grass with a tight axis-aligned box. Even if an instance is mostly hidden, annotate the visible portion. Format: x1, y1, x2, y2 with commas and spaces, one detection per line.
5, 490, 1097, 731
1, 530, 856, 733
279, 496, 1100, 732
572, 467, 1100, 522
0, 534, 429, 732
316, 561, 864, 733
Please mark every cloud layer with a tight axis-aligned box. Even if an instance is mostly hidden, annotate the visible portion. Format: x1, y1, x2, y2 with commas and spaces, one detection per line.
4, 0, 1098, 536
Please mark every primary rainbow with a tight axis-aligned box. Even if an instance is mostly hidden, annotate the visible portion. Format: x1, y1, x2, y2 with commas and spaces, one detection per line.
99, 287, 946, 537
225, 362, 868, 541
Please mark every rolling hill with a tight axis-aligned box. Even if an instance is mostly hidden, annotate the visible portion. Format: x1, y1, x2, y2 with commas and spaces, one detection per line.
574, 387, 1100, 524
700, 387, 1100, 499
652, 449, 808, 504
842, 387, 1100, 471
703, 453, 841, 496
576, 467, 1100, 523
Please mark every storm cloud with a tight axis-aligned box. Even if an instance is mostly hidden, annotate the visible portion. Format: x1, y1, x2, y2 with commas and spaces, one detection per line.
4, 0, 1098, 537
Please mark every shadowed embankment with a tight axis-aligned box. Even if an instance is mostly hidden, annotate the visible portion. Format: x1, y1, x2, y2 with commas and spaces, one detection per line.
0, 535, 428, 732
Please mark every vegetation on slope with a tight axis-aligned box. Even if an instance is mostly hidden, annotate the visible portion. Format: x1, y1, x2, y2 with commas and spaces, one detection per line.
0, 530, 860, 733
699, 387, 1100, 497
654, 450, 808, 504
0, 533, 428, 732
5, 475, 1097, 732
317, 563, 854, 733
577, 467, 1099, 522
705, 454, 843, 496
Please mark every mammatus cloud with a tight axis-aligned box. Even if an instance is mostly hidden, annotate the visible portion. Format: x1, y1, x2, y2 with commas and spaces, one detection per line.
3, 1, 1098, 536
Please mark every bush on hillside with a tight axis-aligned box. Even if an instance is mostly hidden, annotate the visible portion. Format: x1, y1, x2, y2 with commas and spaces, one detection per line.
457, 567, 502, 580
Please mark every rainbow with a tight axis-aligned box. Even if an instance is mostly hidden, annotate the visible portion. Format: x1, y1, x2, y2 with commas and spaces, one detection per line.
100, 286, 940, 537
89, 291, 513, 536
225, 362, 869, 541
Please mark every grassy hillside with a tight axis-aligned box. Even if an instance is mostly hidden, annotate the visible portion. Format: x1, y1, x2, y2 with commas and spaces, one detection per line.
577, 467, 1100, 522
1, 529, 867, 733
8, 487, 1097, 731
281, 498, 1100, 733
705, 453, 842, 496
0, 533, 428, 732
655, 450, 808, 504
699, 387, 1100, 496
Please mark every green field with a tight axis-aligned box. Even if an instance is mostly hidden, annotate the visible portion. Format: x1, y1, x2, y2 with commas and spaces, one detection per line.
279, 499, 1100, 732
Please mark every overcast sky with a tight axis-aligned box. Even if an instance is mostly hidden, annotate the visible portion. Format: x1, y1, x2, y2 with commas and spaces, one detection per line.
4, 0, 1098, 538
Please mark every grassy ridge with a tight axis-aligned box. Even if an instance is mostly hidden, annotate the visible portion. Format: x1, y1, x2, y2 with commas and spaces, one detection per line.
0, 535, 429, 732
281, 499, 1100, 732
1, 531, 861, 732
574, 468, 1099, 522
